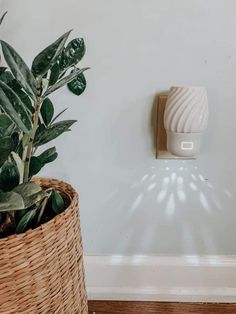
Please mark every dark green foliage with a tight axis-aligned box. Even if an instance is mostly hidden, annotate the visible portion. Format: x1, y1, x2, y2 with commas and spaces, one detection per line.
61, 38, 85, 70
0, 67, 7, 74
50, 108, 68, 124
11, 132, 19, 151
38, 147, 58, 164
0, 137, 14, 167
31, 30, 71, 76
0, 191, 24, 212
29, 147, 58, 177
34, 120, 76, 146
40, 98, 54, 125
0, 160, 20, 192
16, 208, 36, 233
67, 70, 86, 96
16, 89, 34, 113
0, 82, 31, 133
0, 70, 16, 85
49, 63, 60, 86
0, 11, 7, 25
0, 25, 89, 236
29, 156, 43, 177
44, 67, 89, 96
51, 189, 64, 214
0, 41, 36, 99
0, 114, 14, 137
0, 81, 32, 131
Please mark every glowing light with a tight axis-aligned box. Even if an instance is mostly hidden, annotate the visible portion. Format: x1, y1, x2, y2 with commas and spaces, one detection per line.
207, 183, 213, 189
191, 174, 197, 181
189, 182, 197, 191
130, 194, 143, 212
141, 174, 148, 182
177, 190, 186, 202
199, 174, 205, 182
147, 183, 156, 191
224, 189, 232, 198
177, 177, 184, 185
200, 192, 210, 211
166, 194, 175, 216
157, 190, 167, 203
163, 177, 170, 185
171, 173, 176, 182
150, 174, 156, 180
213, 199, 222, 210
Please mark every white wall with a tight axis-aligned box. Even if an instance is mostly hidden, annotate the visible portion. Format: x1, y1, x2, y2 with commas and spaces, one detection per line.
1, 0, 236, 255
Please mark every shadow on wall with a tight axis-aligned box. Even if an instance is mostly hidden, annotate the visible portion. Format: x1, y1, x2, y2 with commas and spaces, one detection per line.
97, 161, 235, 255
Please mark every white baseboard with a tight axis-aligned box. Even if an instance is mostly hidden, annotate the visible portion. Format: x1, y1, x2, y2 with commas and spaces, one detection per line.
84, 255, 236, 303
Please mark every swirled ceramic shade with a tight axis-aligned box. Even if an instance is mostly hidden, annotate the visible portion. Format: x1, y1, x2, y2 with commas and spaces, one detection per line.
163, 86, 209, 157
164, 86, 208, 133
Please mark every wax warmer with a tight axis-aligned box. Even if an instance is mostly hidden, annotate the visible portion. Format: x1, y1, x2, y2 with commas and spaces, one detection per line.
163, 86, 208, 158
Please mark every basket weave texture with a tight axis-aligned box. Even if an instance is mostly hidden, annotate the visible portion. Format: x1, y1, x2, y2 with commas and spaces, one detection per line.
0, 177, 88, 314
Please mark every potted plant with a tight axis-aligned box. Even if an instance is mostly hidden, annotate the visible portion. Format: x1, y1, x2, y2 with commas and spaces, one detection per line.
0, 12, 89, 313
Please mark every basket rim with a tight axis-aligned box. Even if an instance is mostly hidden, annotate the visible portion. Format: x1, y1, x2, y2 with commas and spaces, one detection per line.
0, 176, 78, 242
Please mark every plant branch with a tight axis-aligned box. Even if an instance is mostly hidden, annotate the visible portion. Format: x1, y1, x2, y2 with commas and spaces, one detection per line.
23, 79, 42, 182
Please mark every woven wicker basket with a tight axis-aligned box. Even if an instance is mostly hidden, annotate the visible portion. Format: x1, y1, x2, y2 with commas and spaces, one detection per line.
0, 177, 88, 314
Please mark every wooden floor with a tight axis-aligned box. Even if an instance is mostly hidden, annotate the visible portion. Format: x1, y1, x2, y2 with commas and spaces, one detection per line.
88, 301, 236, 314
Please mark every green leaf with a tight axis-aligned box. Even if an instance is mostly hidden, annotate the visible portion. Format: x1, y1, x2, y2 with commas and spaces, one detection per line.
34, 120, 76, 146
16, 208, 36, 233
11, 132, 19, 151
0, 40, 36, 99
0, 71, 25, 106
16, 142, 24, 159
44, 67, 89, 97
0, 191, 24, 212
23, 190, 48, 208
0, 114, 14, 137
16, 89, 34, 113
0, 137, 14, 167
51, 189, 64, 214
0, 160, 20, 192
0, 70, 16, 85
29, 156, 43, 177
0, 11, 7, 25
67, 69, 86, 96
10, 152, 24, 183
31, 30, 71, 77
50, 108, 68, 124
49, 63, 60, 86
0, 80, 32, 130
0, 81, 31, 133
38, 146, 58, 164
13, 182, 48, 209
61, 38, 85, 70
30, 147, 58, 176
41, 98, 54, 126
13, 182, 42, 197
0, 67, 7, 75
35, 195, 49, 226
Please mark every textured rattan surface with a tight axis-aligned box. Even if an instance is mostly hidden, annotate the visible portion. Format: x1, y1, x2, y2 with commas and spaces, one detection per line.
0, 177, 88, 314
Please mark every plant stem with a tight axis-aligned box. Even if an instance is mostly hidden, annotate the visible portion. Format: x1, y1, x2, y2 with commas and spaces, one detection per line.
23, 79, 41, 182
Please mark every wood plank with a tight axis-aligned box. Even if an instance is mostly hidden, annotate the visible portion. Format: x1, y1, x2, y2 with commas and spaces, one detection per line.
156, 95, 168, 155
88, 301, 236, 314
